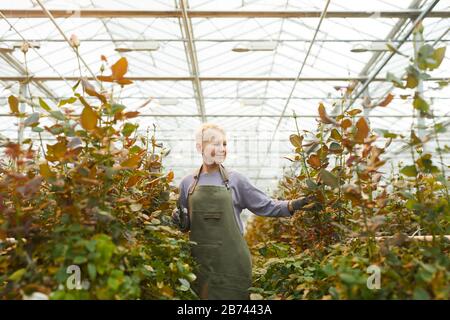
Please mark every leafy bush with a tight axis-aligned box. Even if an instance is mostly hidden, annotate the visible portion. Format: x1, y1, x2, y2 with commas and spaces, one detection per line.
246, 25, 449, 300
0, 56, 197, 299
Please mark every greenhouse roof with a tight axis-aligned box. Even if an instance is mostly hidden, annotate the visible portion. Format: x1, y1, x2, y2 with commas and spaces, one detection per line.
0, 0, 449, 192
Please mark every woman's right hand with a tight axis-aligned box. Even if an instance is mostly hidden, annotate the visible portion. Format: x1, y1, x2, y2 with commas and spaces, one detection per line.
172, 207, 190, 232
171, 207, 181, 225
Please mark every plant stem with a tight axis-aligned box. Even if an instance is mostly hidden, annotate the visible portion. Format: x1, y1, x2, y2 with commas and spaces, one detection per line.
430, 110, 450, 202
292, 111, 311, 180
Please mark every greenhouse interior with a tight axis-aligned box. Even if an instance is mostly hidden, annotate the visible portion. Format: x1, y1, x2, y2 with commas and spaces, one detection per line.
0, 0, 449, 301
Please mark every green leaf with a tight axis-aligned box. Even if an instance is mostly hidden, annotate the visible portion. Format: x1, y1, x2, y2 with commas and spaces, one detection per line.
32, 126, 44, 133
58, 97, 77, 107
413, 287, 430, 300
8, 95, 19, 114
400, 165, 418, 177
434, 122, 446, 134
72, 79, 81, 92
129, 145, 143, 155
107, 277, 120, 291
374, 129, 398, 139
73, 256, 88, 264
329, 142, 342, 153
39, 97, 52, 112
9, 268, 26, 281
178, 278, 190, 291
429, 47, 446, 70
417, 44, 435, 70
111, 103, 126, 115
322, 264, 336, 276
319, 169, 339, 188
339, 273, 357, 284
49, 111, 66, 121
413, 94, 429, 114
186, 273, 197, 282
306, 179, 318, 190
330, 128, 342, 141
405, 199, 418, 210
122, 123, 138, 137
386, 72, 404, 88
405, 66, 420, 89
24, 112, 40, 127
87, 263, 97, 280
85, 240, 96, 252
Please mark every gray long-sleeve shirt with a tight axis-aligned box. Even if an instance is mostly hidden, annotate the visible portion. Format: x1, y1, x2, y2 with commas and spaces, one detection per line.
178, 168, 292, 234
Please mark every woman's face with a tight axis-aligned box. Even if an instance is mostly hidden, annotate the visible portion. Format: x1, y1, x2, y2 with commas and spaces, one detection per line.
201, 128, 227, 165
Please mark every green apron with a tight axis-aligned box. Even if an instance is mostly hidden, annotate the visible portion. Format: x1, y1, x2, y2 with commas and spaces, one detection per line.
187, 164, 252, 300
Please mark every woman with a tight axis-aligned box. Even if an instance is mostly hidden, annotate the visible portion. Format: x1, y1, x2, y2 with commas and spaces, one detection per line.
172, 123, 319, 300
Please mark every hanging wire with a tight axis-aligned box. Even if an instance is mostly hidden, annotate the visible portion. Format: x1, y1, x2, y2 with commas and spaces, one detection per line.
254, 0, 331, 184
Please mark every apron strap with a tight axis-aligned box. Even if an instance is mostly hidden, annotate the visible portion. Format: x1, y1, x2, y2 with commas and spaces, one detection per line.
188, 164, 230, 195
188, 164, 204, 196
218, 164, 230, 190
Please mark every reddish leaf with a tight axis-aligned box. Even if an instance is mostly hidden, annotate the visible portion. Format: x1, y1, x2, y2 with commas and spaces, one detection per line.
307, 154, 321, 169
347, 109, 362, 116
46, 141, 67, 162
355, 117, 369, 142
289, 134, 303, 148
167, 171, 174, 182
340, 118, 352, 130
111, 57, 128, 80
5, 143, 21, 160
80, 106, 98, 131
39, 162, 55, 179
124, 111, 139, 119
378, 93, 394, 107
126, 175, 142, 188
97, 75, 114, 82
81, 79, 107, 104
318, 103, 336, 125
8, 95, 19, 114
117, 78, 134, 86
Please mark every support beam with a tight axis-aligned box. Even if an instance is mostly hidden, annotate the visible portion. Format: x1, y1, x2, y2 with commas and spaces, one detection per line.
1, 113, 449, 118
1, 38, 449, 43
178, 0, 206, 122
0, 76, 447, 81
1, 9, 449, 19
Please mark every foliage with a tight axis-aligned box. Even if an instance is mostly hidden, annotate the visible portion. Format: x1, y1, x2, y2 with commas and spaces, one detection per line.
246, 26, 449, 300
0, 56, 197, 299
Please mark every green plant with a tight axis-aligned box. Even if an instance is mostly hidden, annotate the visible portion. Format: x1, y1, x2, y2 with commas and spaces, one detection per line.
246, 26, 449, 300
0, 56, 197, 300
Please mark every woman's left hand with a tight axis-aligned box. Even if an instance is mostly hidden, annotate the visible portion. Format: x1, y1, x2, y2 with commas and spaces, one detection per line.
290, 195, 323, 212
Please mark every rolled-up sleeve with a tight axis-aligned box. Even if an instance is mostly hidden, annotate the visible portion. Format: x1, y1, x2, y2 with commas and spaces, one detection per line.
237, 173, 291, 217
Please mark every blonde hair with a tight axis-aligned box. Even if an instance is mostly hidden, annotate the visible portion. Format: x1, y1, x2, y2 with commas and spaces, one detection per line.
195, 123, 226, 146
